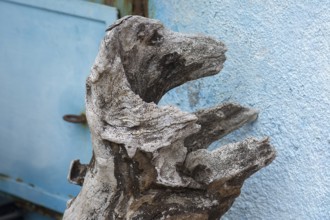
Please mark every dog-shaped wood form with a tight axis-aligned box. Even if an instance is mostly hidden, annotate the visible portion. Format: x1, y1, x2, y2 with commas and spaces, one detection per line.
63, 16, 275, 220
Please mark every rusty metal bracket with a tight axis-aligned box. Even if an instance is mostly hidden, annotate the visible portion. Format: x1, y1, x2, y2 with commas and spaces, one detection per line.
63, 114, 87, 124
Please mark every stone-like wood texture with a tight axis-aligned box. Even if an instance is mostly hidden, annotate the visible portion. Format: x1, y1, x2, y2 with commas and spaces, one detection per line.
63, 16, 276, 220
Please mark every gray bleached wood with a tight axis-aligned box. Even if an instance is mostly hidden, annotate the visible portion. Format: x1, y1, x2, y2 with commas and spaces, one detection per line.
63, 16, 276, 220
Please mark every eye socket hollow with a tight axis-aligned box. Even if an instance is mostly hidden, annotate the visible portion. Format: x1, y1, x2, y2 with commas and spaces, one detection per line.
137, 23, 146, 40
148, 31, 164, 46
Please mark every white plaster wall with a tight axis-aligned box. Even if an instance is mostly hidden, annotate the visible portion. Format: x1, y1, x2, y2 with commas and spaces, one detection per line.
150, 1, 330, 219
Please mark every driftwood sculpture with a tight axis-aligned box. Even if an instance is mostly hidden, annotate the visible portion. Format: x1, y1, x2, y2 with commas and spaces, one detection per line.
63, 16, 276, 220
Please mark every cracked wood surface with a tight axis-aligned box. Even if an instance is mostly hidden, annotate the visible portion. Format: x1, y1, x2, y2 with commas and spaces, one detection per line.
63, 16, 276, 220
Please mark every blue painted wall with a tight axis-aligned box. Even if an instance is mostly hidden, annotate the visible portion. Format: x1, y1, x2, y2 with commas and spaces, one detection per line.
150, 1, 330, 219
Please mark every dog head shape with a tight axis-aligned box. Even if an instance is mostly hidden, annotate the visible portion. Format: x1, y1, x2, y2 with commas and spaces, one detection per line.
102, 15, 226, 103
86, 16, 227, 157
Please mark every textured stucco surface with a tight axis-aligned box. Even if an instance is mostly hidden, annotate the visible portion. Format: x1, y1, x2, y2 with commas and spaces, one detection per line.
149, 1, 330, 219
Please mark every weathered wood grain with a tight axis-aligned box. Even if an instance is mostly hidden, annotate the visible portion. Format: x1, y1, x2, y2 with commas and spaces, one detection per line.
63, 16, 276, 220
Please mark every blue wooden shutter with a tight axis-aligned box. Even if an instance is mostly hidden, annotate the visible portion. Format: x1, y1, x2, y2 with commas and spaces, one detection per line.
0, 0, 117, 213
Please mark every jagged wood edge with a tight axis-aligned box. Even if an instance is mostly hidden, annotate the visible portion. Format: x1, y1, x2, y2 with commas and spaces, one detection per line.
63, 16, 276, 220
